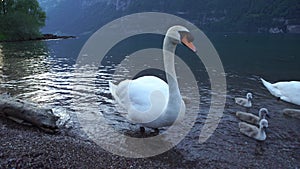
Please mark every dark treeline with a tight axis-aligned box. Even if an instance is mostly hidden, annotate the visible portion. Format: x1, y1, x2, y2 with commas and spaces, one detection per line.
126, 0, 300, 32
41, 0, 300, 34
0, 0, 46, 41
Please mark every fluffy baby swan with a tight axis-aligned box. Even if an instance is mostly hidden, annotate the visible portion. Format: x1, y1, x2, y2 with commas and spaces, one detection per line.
235, 93, 253, 108
236, 108, 270, 125
283, 108, 300, 120
239, 119, 268, 141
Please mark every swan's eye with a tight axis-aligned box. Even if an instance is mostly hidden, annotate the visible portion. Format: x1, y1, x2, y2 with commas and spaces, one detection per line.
179, 31, 194, 42
179, 31, 197, 52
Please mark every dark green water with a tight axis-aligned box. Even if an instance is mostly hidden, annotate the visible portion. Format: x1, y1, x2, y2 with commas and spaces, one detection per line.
0, 34, 299, 167
209, 33, 300, 79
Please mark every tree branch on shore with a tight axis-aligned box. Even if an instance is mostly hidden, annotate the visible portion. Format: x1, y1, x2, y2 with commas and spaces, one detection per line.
0, 94, 59, 133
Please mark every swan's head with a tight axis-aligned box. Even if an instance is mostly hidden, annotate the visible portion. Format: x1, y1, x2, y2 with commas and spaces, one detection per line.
259, 108, 270, 119
259, 119, 268, 131
246, 92, 253, 100
166, 25, 196, 52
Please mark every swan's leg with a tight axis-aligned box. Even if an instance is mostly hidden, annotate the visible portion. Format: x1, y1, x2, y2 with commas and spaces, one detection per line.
254, 142, 265, 155
140, 126, 145, 133
148, 128, 159, 135
246, 107, 250, 113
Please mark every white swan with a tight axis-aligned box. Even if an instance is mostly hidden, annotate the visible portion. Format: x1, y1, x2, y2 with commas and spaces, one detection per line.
236, 108, 269, 125
109, 25, 196, 131
283, 108, 300, 120
235, 93, 252, 107
261, 78, 300, 106
239, 119, 268, 141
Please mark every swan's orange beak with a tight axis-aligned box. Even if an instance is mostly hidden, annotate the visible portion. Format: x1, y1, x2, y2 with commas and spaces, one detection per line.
182, 36, 197, 53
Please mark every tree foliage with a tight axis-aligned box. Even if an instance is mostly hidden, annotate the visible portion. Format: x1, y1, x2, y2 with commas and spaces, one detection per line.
0, 0, 46, 41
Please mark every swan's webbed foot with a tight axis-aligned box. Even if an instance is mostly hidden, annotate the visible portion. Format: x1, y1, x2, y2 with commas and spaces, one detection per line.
140, 127, 159, 135
140, 126, 145, 133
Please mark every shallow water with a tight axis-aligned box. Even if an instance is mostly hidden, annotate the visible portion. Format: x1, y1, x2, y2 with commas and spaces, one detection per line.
0, 34, 299, 167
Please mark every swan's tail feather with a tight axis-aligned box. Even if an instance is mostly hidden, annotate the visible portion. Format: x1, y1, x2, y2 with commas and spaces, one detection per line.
260, 78, 281, 97
261, 78, 275, 92
261, 78, 272, 89
182, 96, 190, 105
109, 81, 117, 99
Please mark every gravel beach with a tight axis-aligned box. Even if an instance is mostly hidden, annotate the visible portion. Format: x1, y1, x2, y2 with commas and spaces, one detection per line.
0, 117, 201, 169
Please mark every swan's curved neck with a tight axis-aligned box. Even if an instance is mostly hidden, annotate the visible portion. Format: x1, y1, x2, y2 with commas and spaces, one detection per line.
258, 111, 262, 118
163, 37, 181, 108
258, 127, 266, 138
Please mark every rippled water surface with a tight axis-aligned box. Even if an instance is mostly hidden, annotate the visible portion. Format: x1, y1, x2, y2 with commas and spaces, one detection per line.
0, 34, 299, 167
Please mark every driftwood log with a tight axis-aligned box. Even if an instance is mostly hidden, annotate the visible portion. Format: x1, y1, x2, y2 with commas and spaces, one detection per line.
0, 94, 59, 133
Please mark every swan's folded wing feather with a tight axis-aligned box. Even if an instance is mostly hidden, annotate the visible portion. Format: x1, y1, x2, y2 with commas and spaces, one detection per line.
277, 81, 300, 105
235, 98, 244, 104
239, 122, 257, 137
236, 111, 259, 125
127, 76, 168, 111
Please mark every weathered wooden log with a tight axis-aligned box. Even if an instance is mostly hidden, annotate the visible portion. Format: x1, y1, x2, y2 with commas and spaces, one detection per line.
283, 108, 300, 120
0, 94, 59, 133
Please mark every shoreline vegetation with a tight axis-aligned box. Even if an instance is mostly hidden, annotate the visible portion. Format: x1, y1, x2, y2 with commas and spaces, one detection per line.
0, 0, 76, 43
0, 34, 76, 43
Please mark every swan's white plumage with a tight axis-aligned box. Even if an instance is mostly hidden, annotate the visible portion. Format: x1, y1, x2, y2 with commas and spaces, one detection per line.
109, 25, 192, 129
261, 78, 300, 105
109, 76, 169, 124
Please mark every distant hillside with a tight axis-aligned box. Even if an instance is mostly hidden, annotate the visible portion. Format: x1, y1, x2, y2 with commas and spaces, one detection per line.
38, 0, 300, 35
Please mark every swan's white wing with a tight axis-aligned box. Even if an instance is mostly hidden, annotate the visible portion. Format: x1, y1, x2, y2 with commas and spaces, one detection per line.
275, 81, 300, 105
110, 76, 169, 123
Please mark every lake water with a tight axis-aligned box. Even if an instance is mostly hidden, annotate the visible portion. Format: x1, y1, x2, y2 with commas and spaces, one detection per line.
0, 33, 299, 167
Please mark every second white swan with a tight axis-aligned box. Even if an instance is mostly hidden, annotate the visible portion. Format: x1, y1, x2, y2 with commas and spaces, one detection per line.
261, 78, 300, 106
